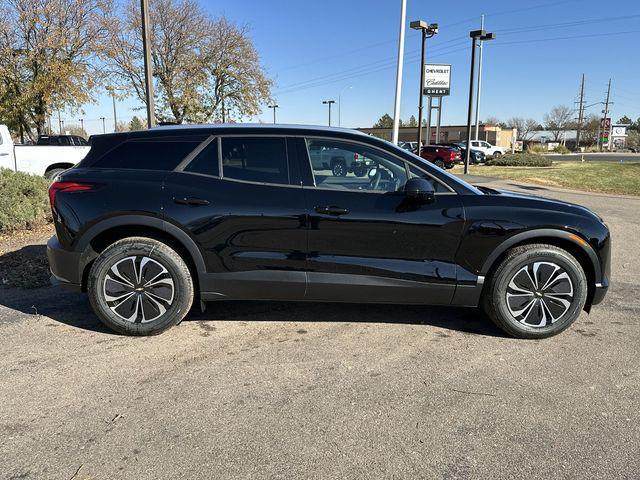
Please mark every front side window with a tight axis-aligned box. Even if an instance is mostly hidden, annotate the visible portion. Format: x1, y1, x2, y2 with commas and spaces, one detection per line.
482, 142, 491, 148
184, 138, 219, 177
306, 139, 407, 193
221, 137, 289, 185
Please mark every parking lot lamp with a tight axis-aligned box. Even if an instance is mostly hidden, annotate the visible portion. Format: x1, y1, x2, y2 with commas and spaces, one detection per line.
464, 30, 495, 174
410, 20, 438, 150
322, 100, 336, 126
268, 104, 279, 124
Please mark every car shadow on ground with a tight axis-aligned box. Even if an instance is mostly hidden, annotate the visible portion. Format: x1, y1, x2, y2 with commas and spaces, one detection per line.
0, 287, 506, 338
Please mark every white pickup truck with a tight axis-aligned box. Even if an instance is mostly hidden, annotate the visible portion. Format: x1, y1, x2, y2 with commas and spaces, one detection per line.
0, 124, 90, 178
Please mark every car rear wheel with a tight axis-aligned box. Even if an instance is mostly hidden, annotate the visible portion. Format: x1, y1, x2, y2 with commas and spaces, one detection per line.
493, 151, 502, 157
44, 168, 66, 179
87, 237, 194, 335
481, 244, 587, 339
353, 164, 368, 177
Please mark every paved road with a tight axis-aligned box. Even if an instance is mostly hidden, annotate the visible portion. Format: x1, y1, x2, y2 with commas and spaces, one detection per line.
1, 180, 639, 479
543, 152, 640, 162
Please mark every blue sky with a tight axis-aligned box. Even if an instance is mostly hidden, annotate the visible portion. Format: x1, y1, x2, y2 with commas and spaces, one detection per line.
80, 0, 640, 135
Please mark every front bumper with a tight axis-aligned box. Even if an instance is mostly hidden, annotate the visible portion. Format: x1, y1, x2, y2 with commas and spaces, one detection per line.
591, 277, 609, 306
47, 236, 82, 291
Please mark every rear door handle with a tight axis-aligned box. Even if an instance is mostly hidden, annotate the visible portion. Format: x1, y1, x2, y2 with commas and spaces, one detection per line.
173, 197, 210, 206
314, 205, 349, 216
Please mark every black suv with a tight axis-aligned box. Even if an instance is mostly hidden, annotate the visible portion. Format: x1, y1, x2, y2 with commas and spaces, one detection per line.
47, 125, 610, 338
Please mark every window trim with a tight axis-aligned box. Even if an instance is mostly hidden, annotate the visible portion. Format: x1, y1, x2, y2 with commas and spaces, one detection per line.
301, 136, 455, 195
174, 135, 217, 173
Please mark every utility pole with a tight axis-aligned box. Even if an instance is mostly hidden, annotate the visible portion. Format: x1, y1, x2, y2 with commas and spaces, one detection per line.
140, 0, 156, 128
100, 117, 106, 134
322, 100, 336, 126
473, 15, 485, 141
268, 104, 279, 124
575, 74, 585, 151
58, 110, 62, 134
391, 0, 407, 145
79, 118, 84, 133
601, 79, 612, 152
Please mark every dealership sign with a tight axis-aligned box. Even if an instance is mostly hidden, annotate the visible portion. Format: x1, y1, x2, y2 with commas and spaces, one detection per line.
423, 64, 451, 96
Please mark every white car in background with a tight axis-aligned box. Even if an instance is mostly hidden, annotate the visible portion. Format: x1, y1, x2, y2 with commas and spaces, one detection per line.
0, 124, 90, 177
464, 140, 506, 157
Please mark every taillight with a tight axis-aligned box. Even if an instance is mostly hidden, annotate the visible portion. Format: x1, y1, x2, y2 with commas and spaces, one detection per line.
48, 182, 95, 209
353, 153, 359, 160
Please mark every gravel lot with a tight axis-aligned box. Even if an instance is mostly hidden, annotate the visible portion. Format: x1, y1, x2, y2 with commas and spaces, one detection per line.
1, 179, 638, 480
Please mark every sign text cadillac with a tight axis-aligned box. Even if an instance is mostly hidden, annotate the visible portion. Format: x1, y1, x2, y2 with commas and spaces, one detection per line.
423, 64, 451, 96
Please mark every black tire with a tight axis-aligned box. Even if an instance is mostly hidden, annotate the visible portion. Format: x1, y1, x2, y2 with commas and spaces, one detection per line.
44, 168, 66, 179
481, 244, 587, 339
434, 159, 445, 169
493, 151, 502, 157
331, 158, 347, 177
87, 237, 194, 335
353, 164, 368, 177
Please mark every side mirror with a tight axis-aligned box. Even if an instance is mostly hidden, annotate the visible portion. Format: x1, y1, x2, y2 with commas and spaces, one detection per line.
404, 177, 435, 203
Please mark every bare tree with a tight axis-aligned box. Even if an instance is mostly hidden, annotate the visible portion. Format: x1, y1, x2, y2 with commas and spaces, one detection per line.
544, 105, 575, 142
508, 117, 539, 141
106, 0, 272, 123
0, 0, 113, 141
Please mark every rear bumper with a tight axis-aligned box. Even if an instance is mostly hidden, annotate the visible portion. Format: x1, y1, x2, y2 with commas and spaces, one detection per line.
47, 236, 82, 291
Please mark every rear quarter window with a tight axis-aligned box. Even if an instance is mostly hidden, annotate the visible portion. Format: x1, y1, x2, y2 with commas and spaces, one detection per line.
86, 135, 208, 171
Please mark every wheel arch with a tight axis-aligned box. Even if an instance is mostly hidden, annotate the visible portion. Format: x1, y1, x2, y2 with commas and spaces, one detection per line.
480, 229, 601, 310
76, 215, 206, 292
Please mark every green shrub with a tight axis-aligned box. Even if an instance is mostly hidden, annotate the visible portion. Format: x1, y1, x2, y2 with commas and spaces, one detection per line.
486, 153, 553, 167
0, 168, 51, 233
553, 144, 571, 154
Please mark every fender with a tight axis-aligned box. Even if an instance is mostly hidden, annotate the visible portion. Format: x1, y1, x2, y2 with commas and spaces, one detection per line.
478, 228, 602, 283
75, 214, 207, 282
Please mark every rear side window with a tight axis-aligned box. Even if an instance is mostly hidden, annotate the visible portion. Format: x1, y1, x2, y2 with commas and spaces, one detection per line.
184, 138, 219, 177
89, 135, 207, 171
221, 137, 289, 185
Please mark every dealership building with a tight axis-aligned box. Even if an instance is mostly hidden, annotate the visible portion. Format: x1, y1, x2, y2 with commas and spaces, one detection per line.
358, 124, 517, 148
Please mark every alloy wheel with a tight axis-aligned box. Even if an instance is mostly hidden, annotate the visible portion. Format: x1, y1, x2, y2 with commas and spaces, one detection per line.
505, 261, 574, 327
103, 256, 175, 323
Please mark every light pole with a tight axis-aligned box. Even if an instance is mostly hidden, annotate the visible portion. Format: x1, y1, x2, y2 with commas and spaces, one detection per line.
79, 118, 84, 133
464, 29, 495, 174
338, 86, 352, 127
473, 15, 485, 141
322, 100, 336, 126
410, 20, 438, 150
268, 104, 279, 124
100, 117, 106, 134
392, 0, 407, 145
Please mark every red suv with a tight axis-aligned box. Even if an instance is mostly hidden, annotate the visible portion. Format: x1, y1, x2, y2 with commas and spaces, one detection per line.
419, 145, 460, 169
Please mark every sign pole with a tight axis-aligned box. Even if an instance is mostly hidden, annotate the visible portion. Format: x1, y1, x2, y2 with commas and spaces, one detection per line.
435, 96, 442, 144
425, 96, 432, 145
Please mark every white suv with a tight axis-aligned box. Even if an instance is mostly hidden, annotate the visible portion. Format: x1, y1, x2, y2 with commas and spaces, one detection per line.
466, 140, 506, 157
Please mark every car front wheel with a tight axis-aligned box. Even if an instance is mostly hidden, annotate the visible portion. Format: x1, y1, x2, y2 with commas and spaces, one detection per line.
87, 237, 194, 335
331, 158, 347, 177
493, 151, 503, 157
434, 159, 445, 169
481, 244, 587, 339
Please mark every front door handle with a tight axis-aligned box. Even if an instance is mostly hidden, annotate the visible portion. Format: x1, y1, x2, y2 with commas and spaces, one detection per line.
173, 197, 210, 206
314, 205, 349, 216
0, 153, 9, 156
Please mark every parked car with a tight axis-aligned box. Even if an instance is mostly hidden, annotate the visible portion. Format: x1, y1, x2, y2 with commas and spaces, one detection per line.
460, 140, 506, 157
37, 134, 89, 146
308, 143, 373, 177
419, 145, 461, 169
399, 141, 418, 152
0, 125, 90, 177
437, 142, 485, 164
47, 124, 610, 339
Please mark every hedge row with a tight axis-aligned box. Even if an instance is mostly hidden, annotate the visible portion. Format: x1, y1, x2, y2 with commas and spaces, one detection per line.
486, 153, 553, 167
0, 168, 51, 233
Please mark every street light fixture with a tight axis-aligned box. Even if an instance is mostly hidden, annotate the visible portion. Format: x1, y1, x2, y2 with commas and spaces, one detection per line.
410, 20, 438, 150
322, 100, 336, 126
268, 104, 279, 124
464, 29, 495, 174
